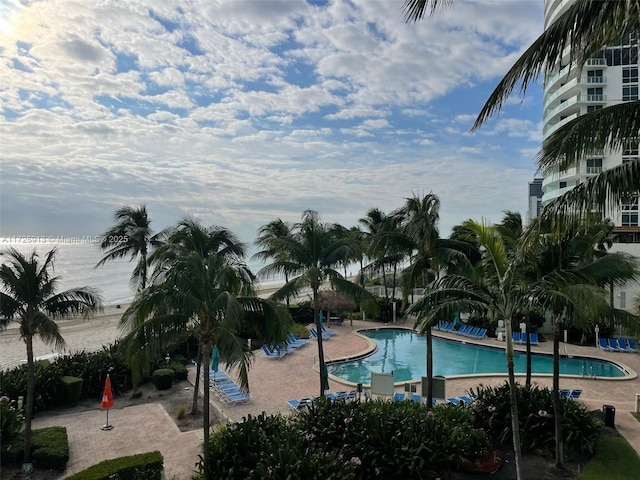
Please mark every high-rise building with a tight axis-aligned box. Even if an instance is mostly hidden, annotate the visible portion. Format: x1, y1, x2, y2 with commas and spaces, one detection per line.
527, 177, 543, 224
542, 0, 639, 311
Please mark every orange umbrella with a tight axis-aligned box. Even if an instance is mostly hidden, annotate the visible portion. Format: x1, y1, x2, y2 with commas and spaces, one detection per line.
100, 374, 114, 430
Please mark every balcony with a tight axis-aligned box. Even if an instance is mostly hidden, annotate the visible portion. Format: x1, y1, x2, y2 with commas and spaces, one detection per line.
586, 76, 607, 84
586, 94, 606, 102
543, 112, 579, 138
585, 58, 607, 66
543, 94, 581, 123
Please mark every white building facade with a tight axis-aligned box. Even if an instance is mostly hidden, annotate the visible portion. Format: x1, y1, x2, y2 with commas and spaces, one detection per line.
542, 0, 640, 311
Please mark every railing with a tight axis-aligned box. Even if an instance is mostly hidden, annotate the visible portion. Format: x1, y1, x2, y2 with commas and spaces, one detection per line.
586, 94, 606, 102
586, 58, 607, 66
586, 166, 602, 174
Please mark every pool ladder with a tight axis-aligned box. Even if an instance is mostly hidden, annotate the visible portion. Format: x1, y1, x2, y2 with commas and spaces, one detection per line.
580, 363, 596, 379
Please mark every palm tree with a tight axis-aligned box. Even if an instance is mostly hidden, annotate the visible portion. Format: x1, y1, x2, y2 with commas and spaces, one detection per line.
525, 220, 639, 468
408, 220, 526, 478
395, 193, 474, 407
258, 210, 375, 396
253, 219, 294, 306
0, 248, 102, 465
120, 219, 292, 480
403, 0, 640, 217
96, 205, 156, 290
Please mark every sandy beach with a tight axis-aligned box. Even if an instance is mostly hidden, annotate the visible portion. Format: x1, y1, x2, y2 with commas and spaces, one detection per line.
0, 282, 290, 370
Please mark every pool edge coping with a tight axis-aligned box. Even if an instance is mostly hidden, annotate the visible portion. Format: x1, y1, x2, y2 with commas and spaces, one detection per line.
325, 326, 637, 388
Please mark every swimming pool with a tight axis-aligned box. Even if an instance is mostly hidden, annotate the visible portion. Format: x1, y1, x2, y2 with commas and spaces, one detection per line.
327, 328, 628, 384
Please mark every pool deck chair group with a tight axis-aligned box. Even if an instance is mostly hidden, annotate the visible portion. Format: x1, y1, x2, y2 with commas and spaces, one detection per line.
437, 321, 487, 340
598, 337, 637, 353
203, 368, 251, 405
262, 333, 310, 359
512, 332, 540, 346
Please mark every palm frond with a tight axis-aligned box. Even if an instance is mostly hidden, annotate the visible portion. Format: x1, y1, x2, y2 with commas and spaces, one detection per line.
402, 0, 453, 23
540, 161, 640, 219
474, 0, 640, 129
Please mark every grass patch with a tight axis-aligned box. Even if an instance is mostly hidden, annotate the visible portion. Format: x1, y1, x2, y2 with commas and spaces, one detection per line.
631, 412, 640, 422
577, 436, 640, 480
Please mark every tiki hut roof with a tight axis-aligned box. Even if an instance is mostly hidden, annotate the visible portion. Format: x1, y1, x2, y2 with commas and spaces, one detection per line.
312, 290, 357, 311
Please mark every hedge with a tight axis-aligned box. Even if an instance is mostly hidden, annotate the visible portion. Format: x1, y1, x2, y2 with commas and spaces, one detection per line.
152, 369, 174, 390
60, 376, 83, 405
2, 426, 70, 470
66, 450, 164, 480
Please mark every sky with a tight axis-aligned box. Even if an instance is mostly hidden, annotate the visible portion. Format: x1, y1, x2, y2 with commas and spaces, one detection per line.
0, 0, 545, 246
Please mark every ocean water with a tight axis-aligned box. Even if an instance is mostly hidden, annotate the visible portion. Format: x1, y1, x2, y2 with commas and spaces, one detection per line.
0, 239, 277, 306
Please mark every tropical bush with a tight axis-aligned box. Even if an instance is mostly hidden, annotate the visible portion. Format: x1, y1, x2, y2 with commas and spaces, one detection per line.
469, 383, 601, 459
2, 426, 69, 470
167, 362, 188, 381
60, 376, 83, 405
291, 322, 310, 339
0, 396, 24, 460
197, 398, 489, 479
152, 369, 174, 390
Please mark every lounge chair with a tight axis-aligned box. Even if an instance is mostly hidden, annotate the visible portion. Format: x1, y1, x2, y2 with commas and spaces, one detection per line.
309, 328, 331, 340
457, 395, 473, 404
287, 333, 308, 347
321, 325, 336, 336
262, 344, 287, 358
627, 338, 637, 351
512, 332, 521, 344
569, 389, 582, 399
447, 397, 467, 406
287, 397, 314, 412
559, 389, 571, 398
529, 333, 540, 346
437, 321, 448, 330
473, 328, 488, 339
221, 391, 251, 405
393, 392, 406, 401
451, 324, 466, 334
607, 338, 622, 352
464, 327, 480, 337
208, 369, 230, 381
598, 338, 612, 351
617, 338, 633, 352
458, 325, 473, 336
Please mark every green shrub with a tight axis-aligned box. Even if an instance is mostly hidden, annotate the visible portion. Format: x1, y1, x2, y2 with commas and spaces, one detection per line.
167, 362, 188, 381
31, 426, 69, 470
198, 398, 489, 479
0, 397, 24, 465
66, 450, 163, 480
469, 383, 601, 459
152, 369, 174, 390
60, 376, 83, 405
291, 323, 310, 339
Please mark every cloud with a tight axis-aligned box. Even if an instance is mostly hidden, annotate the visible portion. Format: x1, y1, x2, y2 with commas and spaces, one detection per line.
1, 0, 543, 249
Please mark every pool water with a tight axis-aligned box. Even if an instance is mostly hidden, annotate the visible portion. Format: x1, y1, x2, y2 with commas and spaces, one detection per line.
327, 328, 627, 384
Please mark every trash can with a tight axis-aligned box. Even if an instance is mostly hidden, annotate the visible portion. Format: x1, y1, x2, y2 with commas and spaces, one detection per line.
603, 404, 615, 427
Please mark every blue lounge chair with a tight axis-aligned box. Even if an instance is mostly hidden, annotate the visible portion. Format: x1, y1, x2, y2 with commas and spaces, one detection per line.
559, 389, 571, 398
287, 397, 314, 412
262, 344, 287, 358
617, 338, 633, 352
458, 325, 473, 336
627, 338, 637, 351
438, 321, 449, 330
208, 368, 230, 382
529, 333, 540, 346
393, 392, 406, 401
457, 395, 473, 404
472, 328, 488, 339
287, 333, 308, 347
598, 338, 612, 351
221, 391, 251, 404
447, 397, 466, 405
321, 325, 336, 336
465, 327, 480, 337
569, 389, 582, 399
451, 324, 466, 334
310, 328, 331, 340
607, 338, 622, 352
512, 332, 521, 344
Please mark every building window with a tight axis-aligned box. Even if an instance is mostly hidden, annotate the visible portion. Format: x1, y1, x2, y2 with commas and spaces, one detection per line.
559, 181, 567, 188
587, 105, 603, 113
623, 85, 639, 101
587, 87, 604, 101
587, 69, 604, 83
586, 158, 602, 174
624, 142, 639, 156
622, 195, 639, 227
620, 291, 626, 309
623, 67, 639, 83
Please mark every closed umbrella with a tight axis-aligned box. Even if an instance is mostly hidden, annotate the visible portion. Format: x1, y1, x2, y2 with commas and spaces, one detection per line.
210, 346, 220, 381
100, 374, 114, 430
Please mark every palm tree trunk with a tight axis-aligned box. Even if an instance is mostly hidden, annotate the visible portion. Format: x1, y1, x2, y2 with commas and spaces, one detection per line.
201, 342, 212, 480
23, 334, 35, 464
191, 345, 202, 416
505, 321, 523, 480
391, 263, 397, 301
314, 288, 328, 396
426, 328, 433, 407
553, 316, 564, 469
525, 313, 532, 388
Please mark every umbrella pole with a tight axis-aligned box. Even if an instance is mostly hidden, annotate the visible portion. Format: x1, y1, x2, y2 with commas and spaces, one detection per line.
101, 409, 113, 430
